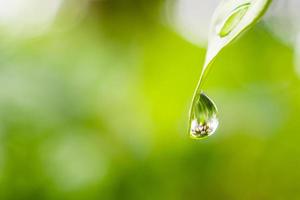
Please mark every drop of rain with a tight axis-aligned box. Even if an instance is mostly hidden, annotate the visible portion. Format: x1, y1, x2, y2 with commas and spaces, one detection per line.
217, 3, 251, 37
189, 92, 219, 139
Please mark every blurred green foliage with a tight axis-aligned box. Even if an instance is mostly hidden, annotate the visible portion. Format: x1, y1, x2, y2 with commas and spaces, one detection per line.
0, 1, 299, 200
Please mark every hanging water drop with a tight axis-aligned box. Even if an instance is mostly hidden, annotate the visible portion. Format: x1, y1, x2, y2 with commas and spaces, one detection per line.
217, 3, 251, 37
189, 92, 219, 139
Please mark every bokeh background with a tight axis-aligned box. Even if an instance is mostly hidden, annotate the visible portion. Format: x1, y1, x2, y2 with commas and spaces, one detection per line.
0, 0, 300, 199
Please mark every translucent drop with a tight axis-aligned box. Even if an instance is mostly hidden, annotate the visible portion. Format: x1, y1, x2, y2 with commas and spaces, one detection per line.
217, 3, 251, 37
189, 92, 218, 139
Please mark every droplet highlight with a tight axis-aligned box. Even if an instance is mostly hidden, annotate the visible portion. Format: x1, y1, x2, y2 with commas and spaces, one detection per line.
217, 3, 251, 37
189, 92, 218, 139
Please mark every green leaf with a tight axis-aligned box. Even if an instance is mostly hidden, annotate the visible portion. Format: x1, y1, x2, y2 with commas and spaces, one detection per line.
188, 0, 272, 136
202, 0, 272, 81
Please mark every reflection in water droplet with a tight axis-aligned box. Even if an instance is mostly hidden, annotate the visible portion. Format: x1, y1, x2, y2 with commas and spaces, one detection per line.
189, 92, 218, 139
217, 3, 251, 37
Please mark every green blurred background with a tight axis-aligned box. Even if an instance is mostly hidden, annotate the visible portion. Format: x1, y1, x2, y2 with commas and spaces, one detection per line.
0, 0, 299, 199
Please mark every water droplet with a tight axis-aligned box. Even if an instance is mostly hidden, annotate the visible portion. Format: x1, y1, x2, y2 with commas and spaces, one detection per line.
189, 92, 218, 139
217, 3, 251, 37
